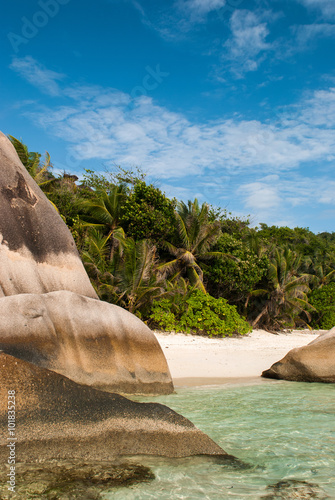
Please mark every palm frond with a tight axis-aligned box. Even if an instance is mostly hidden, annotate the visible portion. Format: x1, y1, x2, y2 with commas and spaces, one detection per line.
175, 212, 190, 249
187, 266, 206, 293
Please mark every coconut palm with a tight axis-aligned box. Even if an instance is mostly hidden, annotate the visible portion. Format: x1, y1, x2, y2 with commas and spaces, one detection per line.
159, 199, 228, 293
307, 249, 335, 289
244, 228, 270, 257
8, 135, 53, 187
116, 238, 165, 315
80, 228, 120, 300
247, 247, 314, 331
79, 185, 127, 260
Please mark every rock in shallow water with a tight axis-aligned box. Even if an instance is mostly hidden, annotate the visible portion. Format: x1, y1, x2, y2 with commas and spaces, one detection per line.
0, 130, 226, 464
0, 460, 155, 499
0, 352, 227, 461
262, 328, 335, 383
0, 290, 173, 395
262, 479, 328, 499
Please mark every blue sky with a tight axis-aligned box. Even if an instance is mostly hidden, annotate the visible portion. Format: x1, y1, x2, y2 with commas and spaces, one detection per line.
1, 0, 335, 232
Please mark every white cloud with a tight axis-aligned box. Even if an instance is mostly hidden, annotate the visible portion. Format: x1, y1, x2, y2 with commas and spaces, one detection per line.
177, 0, 226, 20
221, 10, 273, 77
10, 58, 335, 228
292, 23, 335, 47
9, 56, 65, 96
298, 0, 335, 20
237, 174, 335, 228
289, 87, 335, 127
130, 0, 227, 40
238, 181, 281, 210
23, 81, 335, 184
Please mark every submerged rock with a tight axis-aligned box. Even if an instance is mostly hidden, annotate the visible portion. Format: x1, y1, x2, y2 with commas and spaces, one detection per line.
0, 460, 155, 499
0, 352, 227, 461
0, 131, 96, 299
0, 291, 173, 395
262, 479, 328, 499
262, 328, 335, 383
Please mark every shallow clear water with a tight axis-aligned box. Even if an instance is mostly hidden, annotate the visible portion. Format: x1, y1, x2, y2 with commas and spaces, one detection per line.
103, 380, 335, 499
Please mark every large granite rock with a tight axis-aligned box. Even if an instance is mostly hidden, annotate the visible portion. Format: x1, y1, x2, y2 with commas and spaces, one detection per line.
0, 132, 96, 299
0, 352, 227, 461
0, 290, 173, 395
262, 328, 335, 383
0, 132, 173, 395
0, 132, 227, 463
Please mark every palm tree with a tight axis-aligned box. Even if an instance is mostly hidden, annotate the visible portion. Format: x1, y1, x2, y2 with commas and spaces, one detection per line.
8, 135, 53, 187
244, 228, 270, 257
79, 185, 127, 260
81, 228, 125, 303
159, 199, 226, 293
116, 238, 165, 315
308, 249, 335, 289
247, 247, 314, 331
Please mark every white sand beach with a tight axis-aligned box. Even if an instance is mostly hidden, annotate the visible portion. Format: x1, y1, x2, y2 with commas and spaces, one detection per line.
154, 329, 323, 387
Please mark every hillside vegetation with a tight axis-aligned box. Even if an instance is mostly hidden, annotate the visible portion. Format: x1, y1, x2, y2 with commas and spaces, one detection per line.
10, 136, 335, 335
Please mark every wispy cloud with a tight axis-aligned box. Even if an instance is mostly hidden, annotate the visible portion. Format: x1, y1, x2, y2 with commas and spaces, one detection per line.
289, 87, 335, 128
176, 0, 226, 21
237, 173, 335, 227
221, 10, 274, 78
298, 0, 335, 21
239, 178, 282, 211
10, 56, 65, 96
22, 76, 335, 180
10, 58, 335, 227
130, 0, 227, 40
291, 23, 335, 48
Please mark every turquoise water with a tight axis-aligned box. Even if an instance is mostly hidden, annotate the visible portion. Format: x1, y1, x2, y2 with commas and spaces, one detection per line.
103, 380, 335, 499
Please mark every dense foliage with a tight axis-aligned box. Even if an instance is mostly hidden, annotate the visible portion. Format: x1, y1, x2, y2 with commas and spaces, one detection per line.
309, 283, 335, 330
205, 233, 269, 306
149, 289, 251, 337
9, 135, 335, 334
119, 181, 177, 243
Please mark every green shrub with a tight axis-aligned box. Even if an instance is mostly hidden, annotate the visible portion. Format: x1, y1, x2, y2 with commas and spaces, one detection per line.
309, 283, 335, 329
149, 289, 251, 337
119, 181, 177, 243
205, 233, 269, 306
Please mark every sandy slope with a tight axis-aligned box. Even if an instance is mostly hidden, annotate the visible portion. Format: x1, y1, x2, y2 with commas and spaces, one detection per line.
153, 329, 323, 387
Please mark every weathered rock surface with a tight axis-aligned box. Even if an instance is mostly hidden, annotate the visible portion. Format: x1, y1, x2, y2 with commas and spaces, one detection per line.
0, 461, 155, 499
0, 131, 226, 462
0, 290, 173, 394
0, 352, 227, 461
262, 328, 335, 383
262, 479, 328, 499
0, 132, 96, 299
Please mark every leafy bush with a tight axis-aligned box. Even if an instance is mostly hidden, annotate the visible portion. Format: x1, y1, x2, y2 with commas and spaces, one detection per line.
119, 181, 177, 243
205, 233, 269, 306
149, 289, 251, 337
309, 283, 335, 329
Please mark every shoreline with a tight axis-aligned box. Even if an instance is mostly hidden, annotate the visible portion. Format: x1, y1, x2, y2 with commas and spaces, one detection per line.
153, 329, 323, 387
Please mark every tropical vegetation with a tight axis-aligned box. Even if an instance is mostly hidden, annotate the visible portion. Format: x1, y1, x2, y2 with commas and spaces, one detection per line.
8, 135, 335, 335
